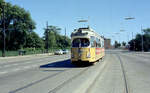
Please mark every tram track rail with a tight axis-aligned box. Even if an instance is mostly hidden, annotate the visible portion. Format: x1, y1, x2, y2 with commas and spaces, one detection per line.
117, 54, 129, 93
85, 54, 129, 93
48, 66, 90, 93
84, 55, 109, 93
9, 68, 72, 93
8, 60, 90, 93
85, 61, 108, 93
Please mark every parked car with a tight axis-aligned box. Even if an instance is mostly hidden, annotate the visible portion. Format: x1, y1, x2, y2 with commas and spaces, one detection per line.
54, 49, 63, 55
62, 49, 69, 54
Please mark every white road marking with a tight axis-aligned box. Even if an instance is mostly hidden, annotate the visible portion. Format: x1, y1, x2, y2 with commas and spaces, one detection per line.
4, 65, 11, 67
23, 66, 31, 69
11, 68, 20, 72
0, 58, 68, 76
1, 64, 18, 68
31, 65, 38, 68
26, 62, 32, 63
0, 71, 8, 75
12, 64, 18, 66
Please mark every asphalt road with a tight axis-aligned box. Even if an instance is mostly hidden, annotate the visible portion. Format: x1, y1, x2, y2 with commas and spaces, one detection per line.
0, 50, 150, 93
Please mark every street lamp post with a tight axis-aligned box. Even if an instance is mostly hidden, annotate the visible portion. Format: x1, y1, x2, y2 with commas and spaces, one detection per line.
114, 32, 120, 43
45, 21, 49, 53
124, 17, 144, 51
124, 17, 135, 51
141, 26, 144, 52
2, 2, 6, 57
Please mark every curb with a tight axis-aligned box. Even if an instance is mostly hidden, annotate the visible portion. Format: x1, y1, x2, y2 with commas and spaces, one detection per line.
0, 53, 54, 59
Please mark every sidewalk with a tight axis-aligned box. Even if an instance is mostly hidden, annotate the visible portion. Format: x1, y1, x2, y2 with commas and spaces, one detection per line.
0, 53, 54, 59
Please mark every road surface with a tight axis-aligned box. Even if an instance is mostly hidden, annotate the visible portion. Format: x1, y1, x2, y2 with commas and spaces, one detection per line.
0, 50, 150, 93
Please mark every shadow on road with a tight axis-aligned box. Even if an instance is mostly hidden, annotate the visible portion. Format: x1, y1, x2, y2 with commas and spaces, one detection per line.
39, 59, 93, 68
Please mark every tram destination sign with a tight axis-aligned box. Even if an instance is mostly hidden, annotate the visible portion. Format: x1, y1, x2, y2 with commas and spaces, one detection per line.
71, 32, 88, 37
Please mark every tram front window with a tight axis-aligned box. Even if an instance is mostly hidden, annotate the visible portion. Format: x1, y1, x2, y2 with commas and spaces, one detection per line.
72, 38, 90, 47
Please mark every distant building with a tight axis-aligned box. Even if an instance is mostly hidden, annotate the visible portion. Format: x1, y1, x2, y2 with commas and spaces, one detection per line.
104, 38, 111, 49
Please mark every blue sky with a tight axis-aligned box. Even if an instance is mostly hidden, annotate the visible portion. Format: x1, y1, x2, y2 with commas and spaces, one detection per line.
6, 0, 150, 44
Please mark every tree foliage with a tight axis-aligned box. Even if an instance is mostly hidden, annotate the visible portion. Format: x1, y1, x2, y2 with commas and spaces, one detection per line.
44, 25, 71, 49
0, 1, 44, 50
114, 41, 121, 48
122, 41, 126, 46
0, 1, 70, 52
143, 28, 150, 34
25, 32, 44, 49
129, 28, 150, 51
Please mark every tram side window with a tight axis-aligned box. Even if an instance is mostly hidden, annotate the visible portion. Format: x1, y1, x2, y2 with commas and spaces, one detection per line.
98, 39, 101, 47
102, 41, 104, 48
90, 36, 95, 47
101, 41, 104, 48
96, 38, 101, 48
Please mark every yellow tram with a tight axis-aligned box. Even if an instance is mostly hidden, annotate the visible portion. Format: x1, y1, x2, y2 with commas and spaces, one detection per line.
71, 27, 105, 64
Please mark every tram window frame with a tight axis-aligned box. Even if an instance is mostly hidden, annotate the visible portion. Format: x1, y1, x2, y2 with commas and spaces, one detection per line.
96, 38, 101, 48
98, 39, 101, 47
90, 36, 95, 47
72, 38, 90, 47
96, 38, 98, 47
72, 38, 81, 47
102, 41, 104, 48
80, 38, 90, 47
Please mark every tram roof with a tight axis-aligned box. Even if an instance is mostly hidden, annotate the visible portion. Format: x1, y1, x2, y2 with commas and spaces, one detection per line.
71, 27, 103, 39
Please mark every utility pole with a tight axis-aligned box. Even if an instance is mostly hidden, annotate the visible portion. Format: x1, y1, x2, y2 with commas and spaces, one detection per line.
141, 26, 144, 52
2, 2, 6, 57
65, 28, 66, 37
65, 27, 66, 40
124, 17, 135, 51
132, 32, 135, 51
64, 27, 67, 48
45, 21, 49, 53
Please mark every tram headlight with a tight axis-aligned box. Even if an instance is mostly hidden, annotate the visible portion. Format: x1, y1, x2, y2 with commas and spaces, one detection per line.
87, 53, 91, 58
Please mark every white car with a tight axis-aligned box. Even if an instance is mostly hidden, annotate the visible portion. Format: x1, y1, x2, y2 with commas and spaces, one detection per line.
54, 49, 63, 55
62, 49, 69, 54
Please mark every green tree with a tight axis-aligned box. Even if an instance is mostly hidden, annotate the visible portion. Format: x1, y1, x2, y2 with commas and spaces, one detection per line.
0, 1, 36, 50
44, 25, 61, 49
122, 41, 126, 46
56, 35, 71, 49
44, 25, 71, 50
143, 28, 150, 34
25, 32, 44, 49
114, 41, 121, 48
129, 30, 150, 51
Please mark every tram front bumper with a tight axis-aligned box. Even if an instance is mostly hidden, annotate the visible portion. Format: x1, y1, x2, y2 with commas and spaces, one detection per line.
71, 58, 94, 63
